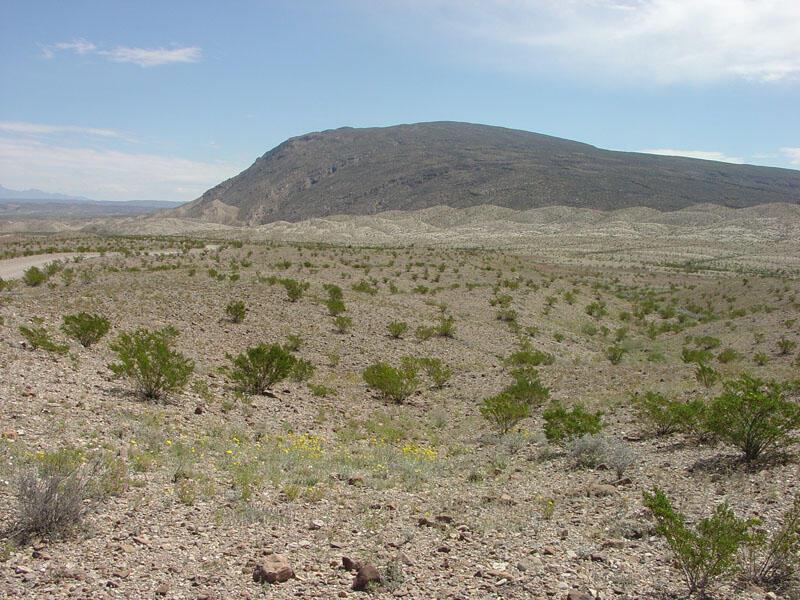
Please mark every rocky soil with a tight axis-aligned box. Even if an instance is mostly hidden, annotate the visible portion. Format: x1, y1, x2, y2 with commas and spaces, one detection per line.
0, 222, 798, 599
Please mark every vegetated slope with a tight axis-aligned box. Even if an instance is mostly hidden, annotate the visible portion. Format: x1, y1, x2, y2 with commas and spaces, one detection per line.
169, 122, 800, 225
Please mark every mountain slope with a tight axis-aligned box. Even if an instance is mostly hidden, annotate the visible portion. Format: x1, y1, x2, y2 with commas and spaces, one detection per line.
169, 122, 800, 225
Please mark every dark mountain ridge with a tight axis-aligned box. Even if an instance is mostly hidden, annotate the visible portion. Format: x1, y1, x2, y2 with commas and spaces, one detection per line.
168, 122, 800, 225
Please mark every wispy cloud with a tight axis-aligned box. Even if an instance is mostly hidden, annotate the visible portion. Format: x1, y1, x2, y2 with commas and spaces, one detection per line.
42, 38, 201, 67
390, 0, 800, 84
0, 135, 241, 202
639, 149, 745, 164
0, 121, 123, 138
780, 148, 800, 167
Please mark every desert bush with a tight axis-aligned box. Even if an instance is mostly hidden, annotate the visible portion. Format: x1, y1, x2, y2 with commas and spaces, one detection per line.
291, 358, 315, 382
754, 352, 770, 366
717, 348, 740, 363
505, 344, 555, 367
695, 336, 722, 350
11, 467, 92, 540
0, 276, 7, 291
323, 283, 343, 300
333, 315, 352, 333
777, 337, 797, 356
222, 343, 297, 394
225, 300, 246, 323
414, 325, 435, 341
19, 325, 69, 354
694, 362, 719, 388
542, 402, 604, 443
643, 486, 753, 598
704, 374, 800, 461
632, 391, 688, 436
682, 347, 713, 364
435, 315, 455, 337
61, 312, 110, 347
404, 356, 452, 389
326, 298, 345, 316
283, 334, 303, 352
22, 266, 47, 287
585, 300, 608, 319
108, 327, 194, 400
352, 279, 378, 295
363, 362, 418, 403
505, 367, 550, 407
497, 309, 518, 323
281, 278, 308, 302
480, 391, 530, 434
741, 492, 800, 588
387, 321, 409, 339
565, 432, 609, 469
604, 345, 625, 364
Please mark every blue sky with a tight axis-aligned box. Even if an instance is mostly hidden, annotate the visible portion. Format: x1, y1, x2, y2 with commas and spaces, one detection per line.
1, 0, 798, 201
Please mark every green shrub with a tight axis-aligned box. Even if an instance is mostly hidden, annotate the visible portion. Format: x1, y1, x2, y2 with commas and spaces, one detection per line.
222, 343, 296, 395
61, 313, 110, 347
435, 315, 455, 338
19, 325, 69, 354
542, 402, 604, 443
363, 362, 418, 403
0, 276, 7, 291
108, 327, 194, 401
585, 301, 607, 319
387, 321, 409, 339
704, 375, 800, 461
333, 315, 352, 333
405, 356, 452, 389
225, 300, 246, 323
754, 352, 770, 366
326, 298, 345, 316
695, 336, 721, 350
323, 283, 343, 300
632, 391, 692, 437
505, 346, 555, 367
642, 486, 753, 598
717, 348, 740, 364
682, 347, 713, 364
22, 266, 47, 287
505, 367, 550, 407
741, 492, 800, 587
291, 358, 315, 382
414, 326, 435, 341
283, 334, 303, 352
777, 337, 797, 356
308, 383, 335, 397
694, 362, 718, 388
604, 345, 625, 364
352, 279, 378, 295
497, 309, 518, 323
281, 278, 308, 302
480, 390, 530, 434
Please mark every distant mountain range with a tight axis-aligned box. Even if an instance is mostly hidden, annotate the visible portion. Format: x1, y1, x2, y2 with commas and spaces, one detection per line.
168, 122, 800, 226
0, 185, 181, 217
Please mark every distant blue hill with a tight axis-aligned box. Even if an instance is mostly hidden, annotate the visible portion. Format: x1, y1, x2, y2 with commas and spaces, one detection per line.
0, 185, 182, 217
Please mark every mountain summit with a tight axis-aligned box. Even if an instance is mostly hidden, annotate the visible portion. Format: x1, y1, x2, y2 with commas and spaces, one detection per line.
170, 122, 800, 225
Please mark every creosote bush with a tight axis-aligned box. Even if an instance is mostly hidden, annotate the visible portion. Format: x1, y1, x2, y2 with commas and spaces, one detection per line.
22, 266, 47, 287
704, 374, 800, 461
480, 368, 550, 434
387, 321, 409, 339
643, 486, 753, 598
632, 391, 706, 437
61, 312, 110, 347
741, 492, 800, 588
108, 326, 194, 401
363, 362, 418, 403
225, 300, 247, 323
19, 325, 69, 354
542, 401, 603, 443
222, 343, 297, 394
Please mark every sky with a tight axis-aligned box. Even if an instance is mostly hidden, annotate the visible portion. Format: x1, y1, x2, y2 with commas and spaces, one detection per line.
1, 0, 799, 202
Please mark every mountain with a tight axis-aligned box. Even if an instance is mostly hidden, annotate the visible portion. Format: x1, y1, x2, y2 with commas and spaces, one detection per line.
168, 122, 800, 225
0, 184, 94, 202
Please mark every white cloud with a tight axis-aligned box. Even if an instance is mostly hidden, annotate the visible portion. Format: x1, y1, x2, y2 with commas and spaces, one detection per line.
0, 121, 123, 138
780, 147, 800, 167
392, 0, 800, 84
42, 38, 200, 67
98, 46, 201, 67
639, 149, 745, 163
0, 137, 242, 201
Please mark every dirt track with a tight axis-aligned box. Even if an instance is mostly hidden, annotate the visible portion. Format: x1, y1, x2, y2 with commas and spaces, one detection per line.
0, 253, 98, 280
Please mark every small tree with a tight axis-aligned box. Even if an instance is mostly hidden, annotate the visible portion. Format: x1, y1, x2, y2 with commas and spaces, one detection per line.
704, 374, 800, 461
225, 300, 246, 323
643, 487, 753, 598
363, 362, 418, 403
222, 343, 297, 395
108, 327, 194, 401
61, 313, 110, 347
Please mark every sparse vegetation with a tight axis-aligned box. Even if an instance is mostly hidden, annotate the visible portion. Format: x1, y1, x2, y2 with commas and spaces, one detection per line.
61, 312, 110, 347
222, 343, 297, 394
